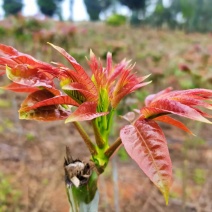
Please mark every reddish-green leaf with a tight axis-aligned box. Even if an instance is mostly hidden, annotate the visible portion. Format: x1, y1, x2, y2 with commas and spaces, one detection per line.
20, 95, 79, 112
141, 107, 168, 119
65, 102, 108, 123
89, 49, 151, 108
107, 59, 129, 86
62, 82, 98, 102
6, 65, 53, 88
48, 43, 97, 95
19, 90, 72, 121
111, 71, 151, 108
120, 119, 172, 204
19, 106, 70, 121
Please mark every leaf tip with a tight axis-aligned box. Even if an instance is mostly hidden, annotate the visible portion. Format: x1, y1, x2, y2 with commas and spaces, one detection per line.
65, 118, 72, 124
164, 191, 169, 205
89, 48, 93, 54
47, 42, 57, 49
156, 179, 171, 205
160, 184, 170, 205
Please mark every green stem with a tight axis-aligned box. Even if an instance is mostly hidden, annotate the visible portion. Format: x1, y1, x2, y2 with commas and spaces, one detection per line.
91, 120, 105, 148
103, 109, 115, 141
66, 169, 99, 212
105, 137, 122, 158
107, 109, 115, 131
73, 122, 97, 155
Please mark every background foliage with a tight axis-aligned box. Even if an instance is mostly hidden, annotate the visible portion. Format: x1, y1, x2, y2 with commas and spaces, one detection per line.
1, 0, 212, 32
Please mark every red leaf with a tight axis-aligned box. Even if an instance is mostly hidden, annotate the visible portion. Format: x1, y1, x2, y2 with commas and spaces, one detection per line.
111, 71, 151, 108
19, 106, 70, 121
141, 107, 168, 119
106, 52, 112, 76
107, 59, 128, 85
19, 90, 72, 121
0, 70, 4, 76
154, 115, 194, 135
120, 119, 172, 204
88, 49, 151, 108
0, 44, 53, 70
0, 44, 56, 89
1, 82, 39, 92
143, 88, 212, 123
48, 43, 97, 95
88, 50, 108, 91
12, 55, 53, 69
62, 82, 98, 102
65, 102, 108, 123
150, 99, 211, 123
20, 90, 54, 108
20, 95, 79, 112
0, 57, 17, 67
0, 44, 19, 57
6, 65, 53, 88
145, 87, 173, 106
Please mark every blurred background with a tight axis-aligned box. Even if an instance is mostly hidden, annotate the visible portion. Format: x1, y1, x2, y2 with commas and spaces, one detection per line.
0, 0, 212, 211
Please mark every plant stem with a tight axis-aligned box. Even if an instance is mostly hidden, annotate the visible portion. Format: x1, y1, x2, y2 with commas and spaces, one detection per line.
73, 121, 97, 155
105, 137, 122, 158
105, 109, 115, 137
91, 120, 105, 148
66, 165, 99, 212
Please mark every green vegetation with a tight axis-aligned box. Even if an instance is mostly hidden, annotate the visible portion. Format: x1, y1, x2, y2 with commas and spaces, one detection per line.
37, 0, 64, 18
84, 0, 112, 21
3, 0, 23, 16
106, 14, 127, 26
0, 173, 22, 212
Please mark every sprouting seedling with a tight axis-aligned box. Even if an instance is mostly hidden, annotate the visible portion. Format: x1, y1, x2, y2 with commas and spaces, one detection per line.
0, 43, 212, 208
